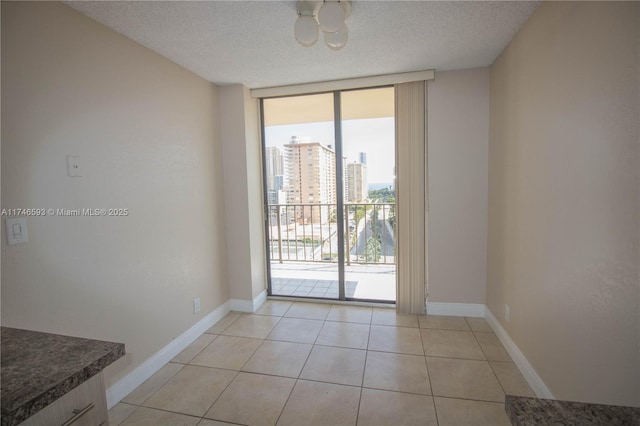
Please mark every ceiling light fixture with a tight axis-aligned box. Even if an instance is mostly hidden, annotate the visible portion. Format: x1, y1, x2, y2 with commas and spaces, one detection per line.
294, 1, 351, 50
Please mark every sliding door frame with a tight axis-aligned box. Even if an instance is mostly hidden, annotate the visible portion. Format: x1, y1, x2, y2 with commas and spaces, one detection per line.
259, 98, 274, 297
333, 91, 347, 301
260, 87, 395, 303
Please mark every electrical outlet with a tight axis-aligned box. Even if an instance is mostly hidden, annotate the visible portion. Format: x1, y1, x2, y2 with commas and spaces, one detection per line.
505, 304, 511, 323
193, 298, 201, 314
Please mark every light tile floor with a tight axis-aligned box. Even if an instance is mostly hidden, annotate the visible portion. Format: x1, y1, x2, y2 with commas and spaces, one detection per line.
109, 301, 535, 426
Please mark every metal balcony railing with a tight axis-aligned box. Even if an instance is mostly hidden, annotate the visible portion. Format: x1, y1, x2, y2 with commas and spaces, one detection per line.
267, 202, 396, 265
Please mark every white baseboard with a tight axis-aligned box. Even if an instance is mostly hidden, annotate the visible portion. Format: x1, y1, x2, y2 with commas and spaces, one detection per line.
105, 301, 231, 408
426, 302, 485, 317
484, 308, 554, 399
230, 289, 267, 312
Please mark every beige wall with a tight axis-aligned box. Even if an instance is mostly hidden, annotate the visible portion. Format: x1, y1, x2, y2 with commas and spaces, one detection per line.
219, 85, 266, 302
1, 2, 228, 387
219, 85, 253, 301
427, 68, 490, 304
488, 1, 639, 406
243, 87, 268, 299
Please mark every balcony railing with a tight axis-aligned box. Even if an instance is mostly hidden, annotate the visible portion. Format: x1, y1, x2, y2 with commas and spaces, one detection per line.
267, 202, 395, 265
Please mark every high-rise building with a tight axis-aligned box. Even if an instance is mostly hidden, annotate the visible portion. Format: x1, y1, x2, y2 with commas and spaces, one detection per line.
265, 147, 285, 205
285, 139, 336, 223
359, 152, 367, 165
265, 147, 284, 191
345, 161, 368, 202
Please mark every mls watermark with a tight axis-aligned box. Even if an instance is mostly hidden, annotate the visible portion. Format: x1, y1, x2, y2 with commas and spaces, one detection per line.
1, 208, 129, 217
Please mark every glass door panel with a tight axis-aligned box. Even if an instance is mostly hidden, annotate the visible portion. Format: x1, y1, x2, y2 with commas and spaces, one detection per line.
262, 88, 396, 303
263, 93, 339, 299
341, 87, 396, 302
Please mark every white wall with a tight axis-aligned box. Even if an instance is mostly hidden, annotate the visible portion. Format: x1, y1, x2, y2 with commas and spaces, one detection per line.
488, 1, 639, 406
427, 68, 490, 304
1, 2, 229, 387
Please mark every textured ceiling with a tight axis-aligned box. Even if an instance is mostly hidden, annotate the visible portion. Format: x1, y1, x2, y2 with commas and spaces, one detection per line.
66, 1, 539, 89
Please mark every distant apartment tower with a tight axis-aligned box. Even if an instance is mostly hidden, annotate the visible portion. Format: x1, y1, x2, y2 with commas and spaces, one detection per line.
345, 161, 368, 202
265, 147, 285, 204
285, 138, 336, 223
359, 152, 367, 165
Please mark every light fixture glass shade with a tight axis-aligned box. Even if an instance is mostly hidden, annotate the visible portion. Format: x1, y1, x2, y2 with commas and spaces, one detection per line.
324, 24, 348, 50
318, 1, 345, 33
294, 15, 319, 47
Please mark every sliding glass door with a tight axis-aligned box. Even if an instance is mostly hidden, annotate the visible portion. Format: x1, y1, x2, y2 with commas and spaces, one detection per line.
261, 87, 395, 302
262, 93, 339, 299
340, 88, 396, 301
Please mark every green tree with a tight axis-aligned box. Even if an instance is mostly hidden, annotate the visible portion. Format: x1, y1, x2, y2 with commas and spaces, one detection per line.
368, 187, 395, 202
387, 199, 396, 230
300, 238, 320, 246
329, 207, 337, 223
364, 236, 381, 263
350, 205, 366, 226
371, 208, 382, 242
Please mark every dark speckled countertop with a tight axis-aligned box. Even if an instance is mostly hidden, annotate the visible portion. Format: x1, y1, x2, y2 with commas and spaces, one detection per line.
505, 395, 640, 426
1, 326, 125, 426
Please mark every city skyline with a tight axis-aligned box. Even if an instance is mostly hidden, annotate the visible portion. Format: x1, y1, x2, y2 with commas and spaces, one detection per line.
264, 117, 395, 185
265, 142, 370, 209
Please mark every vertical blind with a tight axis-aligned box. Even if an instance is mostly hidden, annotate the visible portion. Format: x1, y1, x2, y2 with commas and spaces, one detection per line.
395, 81, 428, 314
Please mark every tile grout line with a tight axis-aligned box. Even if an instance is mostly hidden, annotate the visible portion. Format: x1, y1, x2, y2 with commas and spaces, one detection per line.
370, 349, 487, 363
417, 323, 434, 397
466, 317, 509, 402
295, 305, 324, 380
197, 341, 247, 423
256, 310, 304, 425
354, 310, 376, 425
128, 363, 185, 408
193, 312, 281, 423
274, 301, 331, 426
417, 320, 440, 426
273, 377, 297, 426
209, 311, 242, 335
111, 401, 137, 426
178, 333, 219, 365
198, 369, 240, 422
139, 406, 204, 422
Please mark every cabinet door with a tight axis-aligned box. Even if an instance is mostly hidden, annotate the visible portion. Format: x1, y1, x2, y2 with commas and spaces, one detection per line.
20, 372, 107, 426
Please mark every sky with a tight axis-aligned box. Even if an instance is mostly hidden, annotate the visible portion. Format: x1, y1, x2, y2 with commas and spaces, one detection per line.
264, 117, 395, 184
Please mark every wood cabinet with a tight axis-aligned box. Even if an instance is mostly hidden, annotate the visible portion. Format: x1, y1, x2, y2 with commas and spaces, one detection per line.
19, 373, 107, 426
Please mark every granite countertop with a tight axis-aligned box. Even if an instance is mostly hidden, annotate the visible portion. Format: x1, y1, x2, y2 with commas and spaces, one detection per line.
1, 326, 125, 426
505, 395, 640, 426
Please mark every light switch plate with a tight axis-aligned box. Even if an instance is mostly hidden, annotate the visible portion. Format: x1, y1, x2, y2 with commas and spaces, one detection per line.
67, 155, 82, 177
6, 218, 28, 245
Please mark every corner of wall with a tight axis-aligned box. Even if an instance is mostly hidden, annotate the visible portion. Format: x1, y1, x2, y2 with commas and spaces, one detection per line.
219, 85, 267, 304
